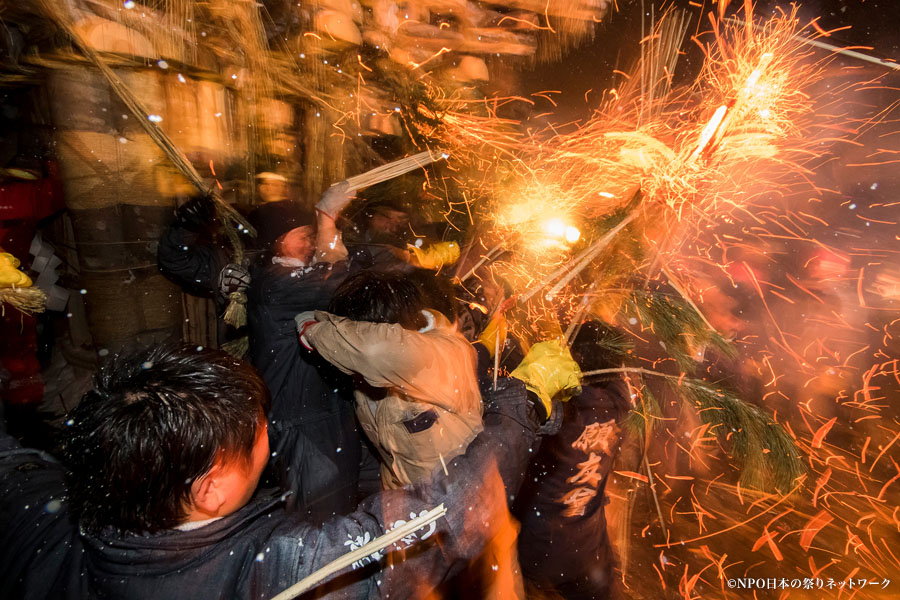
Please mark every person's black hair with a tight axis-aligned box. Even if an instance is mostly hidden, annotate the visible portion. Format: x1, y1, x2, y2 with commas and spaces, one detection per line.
405, 269, 460, 323
329, 269, 428, 330
59, 344, 270, 535
364, 199, 408, 218
569, 320, 632, 373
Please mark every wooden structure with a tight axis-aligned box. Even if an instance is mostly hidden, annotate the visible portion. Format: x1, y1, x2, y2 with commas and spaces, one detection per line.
2, 0, 610, 349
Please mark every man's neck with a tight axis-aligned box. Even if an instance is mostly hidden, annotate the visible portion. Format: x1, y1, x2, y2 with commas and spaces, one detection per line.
174, 515, 222, 532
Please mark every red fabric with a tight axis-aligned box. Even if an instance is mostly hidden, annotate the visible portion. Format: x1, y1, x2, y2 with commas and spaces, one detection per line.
0, 311, 43, 406
0, 161, 64, 222
297, 320, 317, 350
0, 175, 53, 406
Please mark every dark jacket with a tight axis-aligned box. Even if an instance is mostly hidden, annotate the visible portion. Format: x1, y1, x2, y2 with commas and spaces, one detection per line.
0, 380, 539, 600
513, 380, 629, 600
345, 242, 413, 274
157, 220, 230, 299
0, 440, 81, 600
247, 257, 361, 520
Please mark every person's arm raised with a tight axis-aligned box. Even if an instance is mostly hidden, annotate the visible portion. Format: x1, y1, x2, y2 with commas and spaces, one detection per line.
313, 181, 353, 264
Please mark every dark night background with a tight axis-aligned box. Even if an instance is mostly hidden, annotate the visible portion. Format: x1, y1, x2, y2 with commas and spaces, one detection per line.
518, 0, 900, 121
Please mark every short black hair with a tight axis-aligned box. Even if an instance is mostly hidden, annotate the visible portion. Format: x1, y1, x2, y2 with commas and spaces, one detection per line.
59, 344, 270, 535
329, 269, 428, 330
569, 320, 632, 373
406, 269, 460, 323
364, 198, 408, 217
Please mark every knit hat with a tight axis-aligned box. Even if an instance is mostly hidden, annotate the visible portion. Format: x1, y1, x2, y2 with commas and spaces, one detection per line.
364, 198, 408, 218
249, 201, 316, 250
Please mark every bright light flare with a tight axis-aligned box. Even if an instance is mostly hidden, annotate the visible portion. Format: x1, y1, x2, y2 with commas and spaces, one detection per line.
544, 218, 567, 238
541, 218, 581, 244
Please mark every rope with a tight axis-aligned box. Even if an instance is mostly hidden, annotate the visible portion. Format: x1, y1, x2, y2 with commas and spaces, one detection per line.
38, 0, 256, 255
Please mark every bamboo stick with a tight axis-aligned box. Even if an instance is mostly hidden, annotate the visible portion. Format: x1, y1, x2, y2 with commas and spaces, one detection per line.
270, 504, 447, 600
545, 211, 639, 300
519, 232, 613, 304
581, 366, 680, 380
660, 265, 720, 337
562, 280, 599, 344
456, 241, 507, 284
643, 452, 669, 539
492, 332, 501, 391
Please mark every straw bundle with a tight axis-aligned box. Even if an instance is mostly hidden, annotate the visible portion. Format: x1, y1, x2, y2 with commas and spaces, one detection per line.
223, 290, 247, 328
343, 150, 447, 192
0, 287, 47, 316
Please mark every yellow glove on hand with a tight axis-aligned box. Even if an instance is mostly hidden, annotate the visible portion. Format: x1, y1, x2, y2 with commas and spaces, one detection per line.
477, 313, 508, 359
510, 340, 582, 417
409, 241, 460, 270
0, 252, 32, 287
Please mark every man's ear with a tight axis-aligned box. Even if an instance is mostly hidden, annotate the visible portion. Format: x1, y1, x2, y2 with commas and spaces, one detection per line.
188, 464, 228, 517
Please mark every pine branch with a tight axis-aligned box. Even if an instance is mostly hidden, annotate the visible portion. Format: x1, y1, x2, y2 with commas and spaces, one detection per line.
583, 368, 804, 492
680, 381, 804, 492
624, 288, 735, 371
621, 383, 662, 439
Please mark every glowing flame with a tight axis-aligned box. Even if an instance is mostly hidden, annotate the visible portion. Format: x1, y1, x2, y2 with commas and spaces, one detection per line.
545, 218, 567, 237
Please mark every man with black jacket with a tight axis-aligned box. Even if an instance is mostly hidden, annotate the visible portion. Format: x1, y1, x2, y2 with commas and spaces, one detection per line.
245, 185, 363, 522
0, 342, 572, 600
513, 322, 631, 599
156, 193, 256, 316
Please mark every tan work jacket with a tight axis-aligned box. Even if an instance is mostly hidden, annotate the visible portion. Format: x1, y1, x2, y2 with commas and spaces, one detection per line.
306, 310, 484, 488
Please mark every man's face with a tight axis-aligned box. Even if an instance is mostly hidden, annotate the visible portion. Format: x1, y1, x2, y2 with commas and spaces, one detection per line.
276, 225, 316, 263
258, 179, 288, 203
369, 208, 409, 237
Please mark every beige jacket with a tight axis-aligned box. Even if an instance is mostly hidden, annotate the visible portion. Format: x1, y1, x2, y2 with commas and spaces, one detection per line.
305, 310, 484, 488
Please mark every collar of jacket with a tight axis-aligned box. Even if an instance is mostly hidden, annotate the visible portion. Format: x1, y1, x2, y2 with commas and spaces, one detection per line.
271, 256, 309, 269
79, 490, 290, 576
419, 309, 453, 333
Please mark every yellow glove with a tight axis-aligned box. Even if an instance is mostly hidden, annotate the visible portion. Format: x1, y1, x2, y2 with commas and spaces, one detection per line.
0, 252, 32, 287
477, 313, 508, 359
409, 241, 460, 270
511, 340, 582, 416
